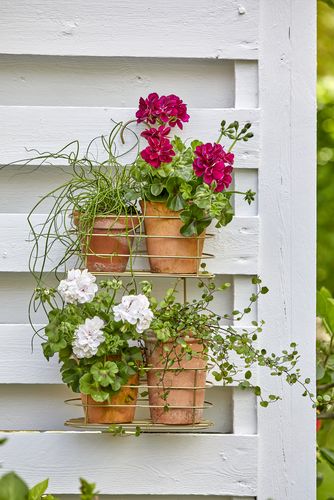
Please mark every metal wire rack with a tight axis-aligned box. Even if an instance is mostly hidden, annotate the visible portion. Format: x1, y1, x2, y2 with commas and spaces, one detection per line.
74, 212, 214, 276
68, 211, 216, 434
64, 370, 214, 433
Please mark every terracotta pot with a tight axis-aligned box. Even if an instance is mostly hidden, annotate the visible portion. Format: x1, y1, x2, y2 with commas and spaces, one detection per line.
145, 337, 207, 425
140, 201, 205, 274
81, 373, 139, 424
74, 212, 139, 273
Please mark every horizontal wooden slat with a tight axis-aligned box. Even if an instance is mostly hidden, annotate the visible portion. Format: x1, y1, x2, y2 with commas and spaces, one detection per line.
0, 325, 59, 384
60, 496, 248, 500
0, 55, 235, 108
0, 324, 255, 386
0, 432, 258, 496
0, 107, 260, 168
0, 1, 258, 59
0, 273, 235, 324
0, 383, 232, 433
59, 497, 247, 500
0, 214, 259, 275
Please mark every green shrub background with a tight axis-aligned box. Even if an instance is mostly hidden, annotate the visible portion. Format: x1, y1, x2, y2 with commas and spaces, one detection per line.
317, 2, 334, 499
318, 1, 334, 293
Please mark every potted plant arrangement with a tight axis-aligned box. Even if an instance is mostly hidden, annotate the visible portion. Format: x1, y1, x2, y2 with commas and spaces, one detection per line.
37, 269, 153, 424
26, 94, 255, 280
22, 93, 313, 432
124, 92, 256, 273
141, 274, 313, 424
36, 268, 312, 427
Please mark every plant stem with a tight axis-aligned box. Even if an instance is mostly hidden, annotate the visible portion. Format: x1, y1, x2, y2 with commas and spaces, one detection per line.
120, 119, 137, 144
318, 381, 334, 391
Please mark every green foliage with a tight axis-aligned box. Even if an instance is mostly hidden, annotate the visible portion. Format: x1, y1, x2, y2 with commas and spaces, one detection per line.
316, 287, 334, 413
317, 77, 334, 292
0, 472, 29, 500
38, 279, 143, 403
79, 478, 99, 500
317, 1, 334, 495
130, 121, 256, 236
143, 275, 308, 407
316, 286, 334, 497
28, 479, 50, 500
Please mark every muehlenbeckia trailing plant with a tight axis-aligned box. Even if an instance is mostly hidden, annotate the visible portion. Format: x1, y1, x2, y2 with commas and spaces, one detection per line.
140, 272, 314, 408
37, 269, 312, 409
123, 92, 256, 236
37, 269, 153, 403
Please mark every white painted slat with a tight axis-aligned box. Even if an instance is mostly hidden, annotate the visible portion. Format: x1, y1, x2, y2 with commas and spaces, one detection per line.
234, 61, 259, 108
0, 325, 59, 384
209, 217, 259, 274
0, 324, 243, 388
232, 388, 257, 435
0, 385, 81, 430
0, 169, 259, 216
0, 432, 258, 496
60, 497, 247, 500
232, 276, 258, 436
0, 55, 235, 108
257, 1, 316, 498
0, 214, 259, 275
0, 274, 55, 324
234, 169, 258, 216
0, 166, 72, 214
0, 274, 234, 325
233, 275, 257, 326
59, 497, 244, 500
0, 1, 259, 59
0, 383, 232, 433
0, 107, 260, 169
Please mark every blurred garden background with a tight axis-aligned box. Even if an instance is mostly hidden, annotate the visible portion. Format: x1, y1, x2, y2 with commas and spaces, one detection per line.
317, 1, 334, 498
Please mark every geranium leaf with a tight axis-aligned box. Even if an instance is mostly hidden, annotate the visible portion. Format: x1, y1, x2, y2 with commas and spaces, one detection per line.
28, 478, 49, 500
0, 472, 29, 500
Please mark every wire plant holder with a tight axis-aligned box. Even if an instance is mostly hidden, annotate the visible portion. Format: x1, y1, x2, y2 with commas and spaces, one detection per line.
74, 212, 215, 276
64, 368, 213, 433
66, 209, 218, 434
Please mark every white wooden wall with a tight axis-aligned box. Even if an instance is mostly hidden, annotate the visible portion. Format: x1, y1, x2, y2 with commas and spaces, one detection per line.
0, 1, 316, 498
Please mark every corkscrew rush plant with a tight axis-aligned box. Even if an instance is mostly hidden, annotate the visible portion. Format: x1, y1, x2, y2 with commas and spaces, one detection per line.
22, 123, 143, 337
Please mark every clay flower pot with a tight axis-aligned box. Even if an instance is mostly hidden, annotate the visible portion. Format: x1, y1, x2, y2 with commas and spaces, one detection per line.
140, 200, 205, 274
81, 373, 139, 424
145, 337, 207, 425
74, 212, 139, 273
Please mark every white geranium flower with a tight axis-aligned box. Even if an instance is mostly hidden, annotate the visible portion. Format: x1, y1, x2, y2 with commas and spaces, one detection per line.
113, 294, 153, 333
72, 316, 105, 359
58, 269, 98, 304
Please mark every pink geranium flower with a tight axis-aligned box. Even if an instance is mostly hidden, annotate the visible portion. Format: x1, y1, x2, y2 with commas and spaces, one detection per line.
193, 143, 234, 191
140, 127, 175, 168
136, 93, 189, 129
136, 92, 161, 125
158, 94, 190, 129
141, 125, 171, 141
140, 126, 175, 168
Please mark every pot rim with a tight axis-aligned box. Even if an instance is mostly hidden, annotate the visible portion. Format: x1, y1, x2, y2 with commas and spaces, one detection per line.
73, 211, 141, 230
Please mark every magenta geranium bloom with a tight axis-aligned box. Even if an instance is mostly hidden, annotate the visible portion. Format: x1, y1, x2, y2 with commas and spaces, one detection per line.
140, 127, 175, 168
136, 92, 161, 125
141, 125, 171, 141
136, 93, 189, 129
193, 143, 234, 191
158, 94, 190, 129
